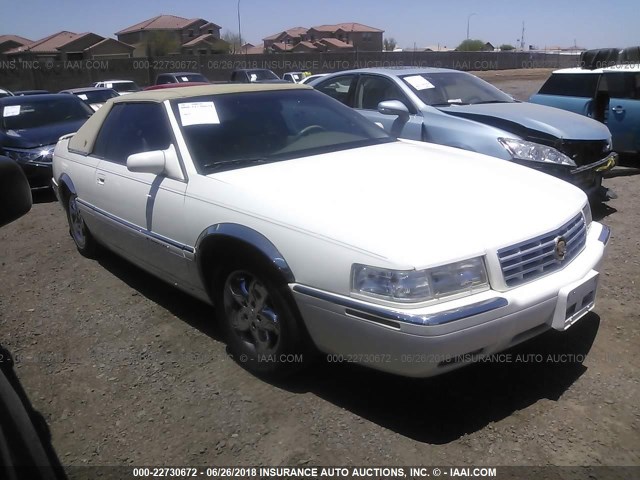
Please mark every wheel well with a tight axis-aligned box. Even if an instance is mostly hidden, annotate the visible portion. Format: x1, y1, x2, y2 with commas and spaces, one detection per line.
198, 234, 317, 356
198, 236, 291, 302
57, 178, 74, 212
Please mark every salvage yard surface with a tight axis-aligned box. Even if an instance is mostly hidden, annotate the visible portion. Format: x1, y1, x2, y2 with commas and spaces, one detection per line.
0, 70, 639, 469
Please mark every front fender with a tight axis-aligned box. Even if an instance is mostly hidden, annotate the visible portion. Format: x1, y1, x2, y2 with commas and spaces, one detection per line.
195, 223, 295, 285
55, 173, 77, 209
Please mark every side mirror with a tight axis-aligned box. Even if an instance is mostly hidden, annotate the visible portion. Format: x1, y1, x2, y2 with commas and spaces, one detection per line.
378, 100, 410, 118
0, 156, 32, 228
127, 150, 166, 175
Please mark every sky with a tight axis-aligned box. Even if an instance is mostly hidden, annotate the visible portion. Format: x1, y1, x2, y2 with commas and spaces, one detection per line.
3, 0, 638, 50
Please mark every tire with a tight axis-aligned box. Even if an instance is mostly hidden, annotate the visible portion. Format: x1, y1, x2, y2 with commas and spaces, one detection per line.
216, 259, 310, 377
65, 194, 97, 258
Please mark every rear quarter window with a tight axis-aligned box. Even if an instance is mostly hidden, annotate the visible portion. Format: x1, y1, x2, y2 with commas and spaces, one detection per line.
538, 74, 600, 98
605, 72, 640, 100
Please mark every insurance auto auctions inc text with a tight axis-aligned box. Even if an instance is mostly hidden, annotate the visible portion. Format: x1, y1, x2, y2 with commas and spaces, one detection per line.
253, 466, 497, 478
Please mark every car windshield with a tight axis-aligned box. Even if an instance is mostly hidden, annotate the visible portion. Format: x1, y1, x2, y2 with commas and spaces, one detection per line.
1, 96, 92, 130
74, 89, 119, 104
400, 72, 514, 106
172, 89, 394, 173
175, 73, 207, 83
108, 82, 140, 93
248, 70, 279, 81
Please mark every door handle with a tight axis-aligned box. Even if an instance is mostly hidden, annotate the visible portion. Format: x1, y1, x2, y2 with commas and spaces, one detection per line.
611, 106, 625, 114
96, 175, 105, 185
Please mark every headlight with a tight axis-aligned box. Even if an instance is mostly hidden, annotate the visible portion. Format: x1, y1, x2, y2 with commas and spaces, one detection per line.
3, 145, 55, 163
498, 138, 576, 167
582, 203, 592, 230
351, 257, 489, 304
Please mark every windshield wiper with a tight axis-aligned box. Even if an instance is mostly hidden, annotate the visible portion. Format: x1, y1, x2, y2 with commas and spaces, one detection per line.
203, 157, 272, 171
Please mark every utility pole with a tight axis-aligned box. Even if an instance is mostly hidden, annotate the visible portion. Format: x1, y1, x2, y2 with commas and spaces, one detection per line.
520, 21, 525, 50
237, 0, 242, 54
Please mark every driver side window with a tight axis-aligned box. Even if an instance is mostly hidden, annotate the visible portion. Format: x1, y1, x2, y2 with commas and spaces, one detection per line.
355, 76, 412, 112
92, 103, 174, 165
315, 75, 355, 105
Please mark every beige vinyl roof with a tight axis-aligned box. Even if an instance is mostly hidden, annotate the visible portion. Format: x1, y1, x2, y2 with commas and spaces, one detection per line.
114, 82, 309, 103
69, 83, 311, 155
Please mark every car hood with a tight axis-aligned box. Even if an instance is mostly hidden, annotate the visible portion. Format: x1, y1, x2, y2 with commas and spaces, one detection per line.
438, 102, 611, 141
209, 141, 587, 268
1, 119, 87, 149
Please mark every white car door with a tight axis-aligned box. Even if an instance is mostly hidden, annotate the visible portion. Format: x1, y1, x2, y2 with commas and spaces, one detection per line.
89, 102, 192, 285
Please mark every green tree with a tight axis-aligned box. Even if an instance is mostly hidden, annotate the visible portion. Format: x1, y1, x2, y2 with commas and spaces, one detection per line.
383, 37, 397, 52
222, 30, 243, 54
456, 39, 486, 52
500, 44, 516, 51
145, 31, 181, 57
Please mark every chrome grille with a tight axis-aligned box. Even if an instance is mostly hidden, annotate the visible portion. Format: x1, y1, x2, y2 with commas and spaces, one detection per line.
498, 213, 587, 287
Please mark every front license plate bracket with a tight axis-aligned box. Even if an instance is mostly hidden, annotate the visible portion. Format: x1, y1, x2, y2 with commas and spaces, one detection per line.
551, 270, 599, 331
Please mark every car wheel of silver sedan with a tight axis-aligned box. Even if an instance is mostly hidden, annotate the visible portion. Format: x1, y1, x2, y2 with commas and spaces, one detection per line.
218, 262, 310, 377
66, 194, 97, 257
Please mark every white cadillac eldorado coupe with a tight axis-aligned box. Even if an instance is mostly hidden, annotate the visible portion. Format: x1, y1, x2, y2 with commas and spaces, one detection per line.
51, 83, 610, 378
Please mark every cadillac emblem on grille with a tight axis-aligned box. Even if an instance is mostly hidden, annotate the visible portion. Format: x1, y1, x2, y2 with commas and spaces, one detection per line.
554, 236, 567, 261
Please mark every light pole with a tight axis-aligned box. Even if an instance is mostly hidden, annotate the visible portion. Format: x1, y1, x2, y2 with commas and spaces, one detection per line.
466, 13, 477, 40
237, 0, 242, 54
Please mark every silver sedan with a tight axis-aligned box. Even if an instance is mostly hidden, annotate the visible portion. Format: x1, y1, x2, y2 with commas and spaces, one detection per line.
310, 67, 617, 201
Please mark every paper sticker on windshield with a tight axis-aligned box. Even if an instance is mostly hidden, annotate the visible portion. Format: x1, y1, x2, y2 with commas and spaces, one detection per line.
250, 73, 257, 82
78, 94, 88, 100
106, 83, 113, 88
3, 105, 20, 117
178, 101, 220, 126
404, 75, 435, 90
181, 76, 189, 82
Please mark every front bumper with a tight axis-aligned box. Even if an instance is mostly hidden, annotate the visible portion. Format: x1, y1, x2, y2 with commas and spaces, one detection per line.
291, 222, 610, 377
515, 153, 618, 200
15, 160, 53, 189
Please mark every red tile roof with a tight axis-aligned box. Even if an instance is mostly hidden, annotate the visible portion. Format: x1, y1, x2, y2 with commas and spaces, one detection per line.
84, 37, 135, 52
312, 22, 383, 33
263, 27, 308, 41
293, 41, 318, 50
0, 35, 33, 46
319, 38, 354, 48
5, 31, 82, 54
182, 34, 217, 47
116, 15, 219, 34
271, 42, 295, 52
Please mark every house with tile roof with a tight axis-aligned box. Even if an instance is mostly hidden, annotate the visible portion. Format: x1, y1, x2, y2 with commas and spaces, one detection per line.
263, 22, 383, 53
116, 14, 228, 56
4, 31, 134, 60
0, 35, 33, 54
240, 43, 265, 55
263, 27, 309, 50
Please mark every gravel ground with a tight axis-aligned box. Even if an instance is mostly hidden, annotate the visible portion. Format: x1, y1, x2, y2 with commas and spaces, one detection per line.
1, 70, 639, 472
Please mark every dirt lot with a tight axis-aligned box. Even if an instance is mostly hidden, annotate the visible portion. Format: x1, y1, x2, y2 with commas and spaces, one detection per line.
1, 70, 639, 472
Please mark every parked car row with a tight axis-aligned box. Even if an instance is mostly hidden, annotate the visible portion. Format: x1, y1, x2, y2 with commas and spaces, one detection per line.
1, 65, 622, 379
